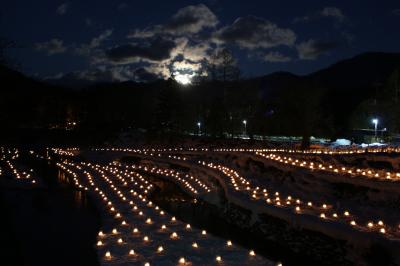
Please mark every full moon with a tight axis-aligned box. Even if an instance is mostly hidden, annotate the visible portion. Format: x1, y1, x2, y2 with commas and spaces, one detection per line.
175, 73, 192, 85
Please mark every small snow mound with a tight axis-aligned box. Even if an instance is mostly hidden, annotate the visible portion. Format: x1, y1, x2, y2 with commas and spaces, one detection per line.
332, 139, 351, 146
361, 142, 387, 148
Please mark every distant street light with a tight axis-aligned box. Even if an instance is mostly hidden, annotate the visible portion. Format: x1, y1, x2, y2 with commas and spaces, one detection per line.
372, 118, 378, 140
197, 122, 201, 136
242, 120, 247, 136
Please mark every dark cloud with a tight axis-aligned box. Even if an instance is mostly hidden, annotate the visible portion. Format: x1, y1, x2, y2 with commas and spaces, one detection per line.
129, 4, 218, 38
297, 39, 338, 60
262, 51, 291, 62
104, 38, 176, 64
321, 7, 345, 22
75, 29, 113, 56
47, 65, 159, 85
35, 39, 67, 55
294, 7, 345, 23
213, 16, 296, 49
164, 4, 218, 34
56, 3, 70, 15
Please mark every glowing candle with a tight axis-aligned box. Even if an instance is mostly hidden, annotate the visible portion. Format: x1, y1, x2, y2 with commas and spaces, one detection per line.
216, 256, 222, 262
158, 246, 164, 252
227, 240, 232, 246
249, 250, 256, 256
179, 257, 186, 264
105, 251, 111, 259
192, 242, 198, 248
129, 249, 135, 255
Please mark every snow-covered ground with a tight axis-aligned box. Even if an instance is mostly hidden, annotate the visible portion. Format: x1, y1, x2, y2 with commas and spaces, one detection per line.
46, 146, 400, 265
75, 147, 400, 260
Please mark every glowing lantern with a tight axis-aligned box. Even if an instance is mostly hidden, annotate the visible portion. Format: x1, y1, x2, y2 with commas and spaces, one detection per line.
249, 250, 256, 256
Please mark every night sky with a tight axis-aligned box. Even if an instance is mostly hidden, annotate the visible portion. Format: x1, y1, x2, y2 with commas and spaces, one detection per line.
2, 0, 400, 83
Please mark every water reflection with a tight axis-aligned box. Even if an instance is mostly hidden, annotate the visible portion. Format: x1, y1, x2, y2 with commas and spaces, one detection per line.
57, 169, 87, 208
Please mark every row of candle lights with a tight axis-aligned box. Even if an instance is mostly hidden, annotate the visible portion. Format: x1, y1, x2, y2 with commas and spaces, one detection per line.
55, 158, 267, 265
0, 148, 36, 184
254, 152, 400, 181
122, 149, 399, 238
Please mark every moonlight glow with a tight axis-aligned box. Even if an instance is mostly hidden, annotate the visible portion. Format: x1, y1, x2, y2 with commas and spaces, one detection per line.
175, 73, 192, 85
